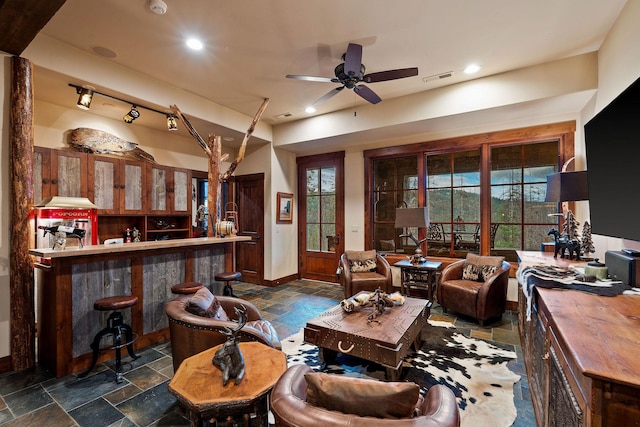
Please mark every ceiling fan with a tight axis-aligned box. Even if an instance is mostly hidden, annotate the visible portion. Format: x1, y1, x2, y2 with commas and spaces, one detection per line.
286, 43, 419, 108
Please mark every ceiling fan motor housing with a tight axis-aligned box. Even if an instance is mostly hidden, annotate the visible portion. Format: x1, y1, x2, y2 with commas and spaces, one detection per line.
334, 63, 366, 88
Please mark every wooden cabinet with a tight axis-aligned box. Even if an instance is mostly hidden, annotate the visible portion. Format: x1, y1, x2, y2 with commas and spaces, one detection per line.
33, 147, 87, 201
147, 164, 191, 215
88, 156, 146, 215
145, 215, 191, 241
517, 251, 640, 427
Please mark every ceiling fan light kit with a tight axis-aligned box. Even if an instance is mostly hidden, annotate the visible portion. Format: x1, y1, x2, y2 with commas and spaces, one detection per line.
286, 42, 418, 108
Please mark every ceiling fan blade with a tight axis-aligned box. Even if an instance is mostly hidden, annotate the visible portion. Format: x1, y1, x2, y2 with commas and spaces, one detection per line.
286, 74, 336, 83
363, 67, 419, 83
344, 43, 363, 76
354, 85, 382, 104
311, 87, 345, 107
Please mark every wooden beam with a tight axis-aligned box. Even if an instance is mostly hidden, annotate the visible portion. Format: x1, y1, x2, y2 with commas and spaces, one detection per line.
0, 0, 67, 55
10, 56, 36, 370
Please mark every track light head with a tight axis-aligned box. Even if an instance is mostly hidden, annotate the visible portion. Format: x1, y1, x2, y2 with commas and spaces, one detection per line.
123, 106, 140, 123
166, 114, 178, 131
76, 86, 94, 110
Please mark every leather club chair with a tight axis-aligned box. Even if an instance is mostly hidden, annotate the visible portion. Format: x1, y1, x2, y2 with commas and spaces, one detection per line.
436, 254, 511, 326
338, 250, 393, 299
165, 292, 281, 371
270, 364, 461, 427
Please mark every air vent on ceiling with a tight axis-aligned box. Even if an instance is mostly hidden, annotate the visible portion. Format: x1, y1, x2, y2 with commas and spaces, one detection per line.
273, 112, 293, 119
422, 71, 453, 83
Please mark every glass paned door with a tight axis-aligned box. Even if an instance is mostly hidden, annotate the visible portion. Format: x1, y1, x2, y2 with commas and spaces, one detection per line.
298, 153, 344, 282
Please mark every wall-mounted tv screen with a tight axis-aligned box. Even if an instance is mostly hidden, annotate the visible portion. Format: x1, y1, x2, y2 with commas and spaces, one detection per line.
584, 76, 640, 242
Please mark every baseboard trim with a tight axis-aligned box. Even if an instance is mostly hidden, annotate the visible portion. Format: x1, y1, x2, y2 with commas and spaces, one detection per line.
506, 300, 518, 312
0, 356, 11, 374
263, 273, 299, 287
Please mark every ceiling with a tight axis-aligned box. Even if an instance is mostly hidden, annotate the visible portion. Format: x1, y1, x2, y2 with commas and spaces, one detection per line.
7, 0, 628, 149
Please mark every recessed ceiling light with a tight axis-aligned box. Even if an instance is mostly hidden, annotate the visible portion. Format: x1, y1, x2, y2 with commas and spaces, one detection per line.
186, 38, 203, 51
223, 136, 235, 142
463, 64, 481, 74
305, 106, 316, 113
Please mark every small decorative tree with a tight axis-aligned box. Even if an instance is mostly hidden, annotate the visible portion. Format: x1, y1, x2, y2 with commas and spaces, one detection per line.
563, 210, 580, 241
581, 221, 595, 258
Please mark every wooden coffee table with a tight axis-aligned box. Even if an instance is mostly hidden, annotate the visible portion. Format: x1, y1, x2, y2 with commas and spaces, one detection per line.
303, 293, 430, 380
168, 342, 286, 427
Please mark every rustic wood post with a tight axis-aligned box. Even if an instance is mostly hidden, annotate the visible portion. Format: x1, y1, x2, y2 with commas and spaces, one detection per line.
9, 56, 36, 371
171, 99, 269, 236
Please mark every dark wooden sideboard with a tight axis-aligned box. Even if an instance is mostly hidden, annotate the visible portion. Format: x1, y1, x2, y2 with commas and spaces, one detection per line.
517, 251, 640, 427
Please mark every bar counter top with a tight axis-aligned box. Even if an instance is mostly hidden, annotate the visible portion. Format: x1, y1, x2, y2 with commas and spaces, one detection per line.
29, 235, 251, 259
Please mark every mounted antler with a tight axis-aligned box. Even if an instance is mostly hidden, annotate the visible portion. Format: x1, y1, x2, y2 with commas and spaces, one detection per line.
212, 305, 248, 385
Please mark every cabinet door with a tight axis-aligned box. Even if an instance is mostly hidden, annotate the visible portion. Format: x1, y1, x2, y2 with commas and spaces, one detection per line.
33, 147, 52, 204
88, 156, 120, 214
121, 160, 146, 214
147, 164, 170, 214
171, 168, 191, 214
548, 346, 584, 426
50, 150, 87, 198
530, 300, 549, 426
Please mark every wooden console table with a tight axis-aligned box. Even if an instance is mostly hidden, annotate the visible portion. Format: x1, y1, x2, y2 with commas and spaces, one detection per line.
517, 251, 640, 427
30, 236, 250, 377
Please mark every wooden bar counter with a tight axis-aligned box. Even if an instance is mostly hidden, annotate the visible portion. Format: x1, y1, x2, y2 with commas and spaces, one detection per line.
30, 236, 250, 377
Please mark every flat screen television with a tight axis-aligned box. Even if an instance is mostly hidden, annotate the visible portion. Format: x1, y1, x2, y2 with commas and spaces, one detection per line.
584, 76, 640, 242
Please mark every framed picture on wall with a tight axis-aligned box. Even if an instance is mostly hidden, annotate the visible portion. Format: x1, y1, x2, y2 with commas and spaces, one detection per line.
276, 192, 293, 224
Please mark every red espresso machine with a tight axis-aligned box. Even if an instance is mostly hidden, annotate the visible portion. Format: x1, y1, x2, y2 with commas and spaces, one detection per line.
33, 196, 98, 254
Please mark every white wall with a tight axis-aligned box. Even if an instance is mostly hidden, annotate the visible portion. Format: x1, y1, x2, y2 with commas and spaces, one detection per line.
577, 0, 640, 260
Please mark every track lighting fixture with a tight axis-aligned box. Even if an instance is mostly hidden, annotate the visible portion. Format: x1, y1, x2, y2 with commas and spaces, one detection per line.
69, 83, 178, 130
166, 114, 178, 131
76, 86, 94, 110
123, 106, 140, 123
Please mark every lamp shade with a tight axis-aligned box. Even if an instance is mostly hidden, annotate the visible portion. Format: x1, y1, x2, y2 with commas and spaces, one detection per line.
544, 171, 589, 202
395, 207, 429, 228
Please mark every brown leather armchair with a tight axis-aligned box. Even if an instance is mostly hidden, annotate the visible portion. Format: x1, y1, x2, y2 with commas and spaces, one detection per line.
338, 250, 393, 299
165, 294, 281, 371
436, 256, 511, 326
270, 364, 460, 427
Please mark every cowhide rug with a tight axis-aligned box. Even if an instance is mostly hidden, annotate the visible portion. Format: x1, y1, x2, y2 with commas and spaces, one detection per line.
282, 319, 520, 427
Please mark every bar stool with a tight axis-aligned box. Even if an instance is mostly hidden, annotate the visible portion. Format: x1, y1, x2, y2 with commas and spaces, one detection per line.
80, 295, 139, 383
215, 271, 242, 297
171, 281, 204, 295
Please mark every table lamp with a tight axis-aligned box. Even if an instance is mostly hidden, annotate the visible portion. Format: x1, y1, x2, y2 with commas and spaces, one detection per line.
395, 207, 429, 264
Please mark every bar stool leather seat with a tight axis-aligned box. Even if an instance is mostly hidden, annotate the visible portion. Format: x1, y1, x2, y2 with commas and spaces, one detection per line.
171, 281, 205, 295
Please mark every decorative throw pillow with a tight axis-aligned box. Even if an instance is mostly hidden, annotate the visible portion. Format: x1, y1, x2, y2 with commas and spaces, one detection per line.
479, 264, 498, 281
462, 262, 482, 281
304, 372, 419, 419
187, 287, 229, 321
346, 249, 378, 273
350, 258, 377, 272
465, 253, 504, 268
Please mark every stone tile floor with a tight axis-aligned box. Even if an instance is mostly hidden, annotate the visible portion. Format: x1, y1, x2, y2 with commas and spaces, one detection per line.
0, 279, 535, 426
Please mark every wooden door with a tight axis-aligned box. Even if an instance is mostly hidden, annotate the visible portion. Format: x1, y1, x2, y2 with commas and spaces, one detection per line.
171, 168, 191, 215
50, 150, 87, 198
297, 152, 345, 282
88, 155, 120, 214
147, 164, 170, 214
33, 147, 51, 204
235, 173, 264, 284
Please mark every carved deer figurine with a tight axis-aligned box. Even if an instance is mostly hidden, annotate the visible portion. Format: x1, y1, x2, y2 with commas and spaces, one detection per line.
212, 305, 247, 386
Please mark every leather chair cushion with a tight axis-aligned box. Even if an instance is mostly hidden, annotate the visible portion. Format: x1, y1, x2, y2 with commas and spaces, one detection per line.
187, 287, 229, 321
304, 372, 420, 419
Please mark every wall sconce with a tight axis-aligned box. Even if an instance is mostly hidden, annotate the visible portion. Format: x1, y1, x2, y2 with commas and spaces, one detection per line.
166, 114, 178, 131
123, 106, 140, 124
395, 207, 429, 264
76, 86, 94, 110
